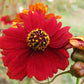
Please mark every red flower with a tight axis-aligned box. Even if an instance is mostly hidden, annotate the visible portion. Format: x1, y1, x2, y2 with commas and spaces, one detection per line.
1, 15, 12, 25
13, 3, 61, 24
0, 11, 72, 81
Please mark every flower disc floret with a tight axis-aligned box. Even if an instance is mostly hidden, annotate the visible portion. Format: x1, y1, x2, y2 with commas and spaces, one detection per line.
5, 17, 10, 21
27, 29, 50, 51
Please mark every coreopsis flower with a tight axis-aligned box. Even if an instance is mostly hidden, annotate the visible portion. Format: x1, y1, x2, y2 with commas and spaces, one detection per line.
1, 15, 12, 25
29, 2, 62, 19
13, 2, 61, 24
29, 2, 48, 15
0, 11, 72, 81
13, 3, 62, 28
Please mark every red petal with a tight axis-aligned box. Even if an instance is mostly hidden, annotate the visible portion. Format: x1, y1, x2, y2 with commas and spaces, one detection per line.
27, 53, 34, 78
1, 50, 10, 55
27, 47, 69, 81
3, 48, 32, 81
2, 49, 30, 66
23, 11, 45, 32
0, 36, 28, 49
45, 47, 69, 70
3, 27, 28, 41
44, 17, 61, 37
27, 51, 50, 81
7, 66, 27, 81
49, 26, 72, 48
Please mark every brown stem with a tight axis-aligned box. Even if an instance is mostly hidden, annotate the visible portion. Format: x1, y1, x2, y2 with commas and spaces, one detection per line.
31, 0, 36, 4
34, 70, 70, 84
26, 0, 31, 9
8, 0, 18, 15
0, 0, 5, 31
80, 79, 84, 84
0, 0, 5, 17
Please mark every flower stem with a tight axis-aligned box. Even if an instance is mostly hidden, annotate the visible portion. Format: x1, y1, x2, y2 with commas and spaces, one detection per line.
34, 70, 70, 84
27, 78, 31, 84
18, 81, 20, 84
76, 78, 80, 84
47, 78, 50, 84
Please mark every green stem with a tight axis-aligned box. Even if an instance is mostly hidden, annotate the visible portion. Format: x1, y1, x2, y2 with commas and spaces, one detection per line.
76, 78, 80, 84
34, 70, 70, 84
47, 78, 50, 84
27, 78, 31, 84
18, 81, 20, 84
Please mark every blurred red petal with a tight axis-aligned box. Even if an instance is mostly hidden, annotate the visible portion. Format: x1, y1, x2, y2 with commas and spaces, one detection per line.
49, 26, 72, 48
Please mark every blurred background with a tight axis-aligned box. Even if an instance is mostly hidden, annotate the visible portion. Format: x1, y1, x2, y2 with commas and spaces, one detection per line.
0, 0, 84, 84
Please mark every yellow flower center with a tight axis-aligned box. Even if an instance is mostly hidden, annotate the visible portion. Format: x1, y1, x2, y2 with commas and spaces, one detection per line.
27, 29, 50, 51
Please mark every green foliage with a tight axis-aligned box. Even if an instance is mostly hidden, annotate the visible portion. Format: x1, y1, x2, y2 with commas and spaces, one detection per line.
0, 0, 2, 3
77, 0, 84, 8
56, 0, 67, 11
62, 74, 75, 84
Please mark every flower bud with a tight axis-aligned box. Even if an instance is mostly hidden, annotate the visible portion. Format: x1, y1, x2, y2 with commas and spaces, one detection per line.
69, 36, 84, 50
71, 48, 84, 62
70, 62, 84, 78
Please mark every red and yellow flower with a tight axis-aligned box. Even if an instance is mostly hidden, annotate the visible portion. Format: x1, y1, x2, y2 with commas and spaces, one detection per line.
69, 36, 84, 50
29, 2, 48, 15
1, 15, 12, 25
0, 3, 72, 81
29, 2, 62, 20
13, 2, 62, 27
